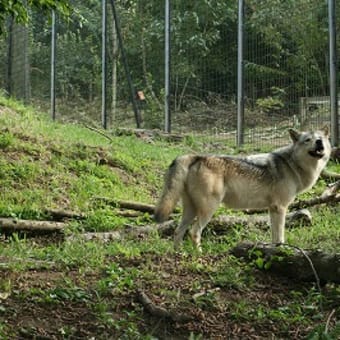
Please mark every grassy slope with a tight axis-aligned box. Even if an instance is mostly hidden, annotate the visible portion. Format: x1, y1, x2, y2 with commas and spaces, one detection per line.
0, 97, 339, 339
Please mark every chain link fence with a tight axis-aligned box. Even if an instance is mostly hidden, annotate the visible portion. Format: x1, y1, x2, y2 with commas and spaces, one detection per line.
243, 0, 332, 147
0, 0, 339, 148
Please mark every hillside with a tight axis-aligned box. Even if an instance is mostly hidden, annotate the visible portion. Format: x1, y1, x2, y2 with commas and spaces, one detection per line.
0, 97, 339, 339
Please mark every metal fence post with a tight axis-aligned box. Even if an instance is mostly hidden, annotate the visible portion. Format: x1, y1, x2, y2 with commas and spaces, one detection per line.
328, 0, 339, 146
102, 0, 108, 129
165, 0, 171, 133
237, 0, 244, 147
51, 10, 56, 120
7, 17, 13, 96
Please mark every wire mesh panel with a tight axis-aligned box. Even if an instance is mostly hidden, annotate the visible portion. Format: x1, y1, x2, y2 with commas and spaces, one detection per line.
29, 12, 54, 112
243, 0, 331, 147
106, 0, 165, 130
0, 19, 31, 103
169, 1, 238, 137
169, 0, 337, 147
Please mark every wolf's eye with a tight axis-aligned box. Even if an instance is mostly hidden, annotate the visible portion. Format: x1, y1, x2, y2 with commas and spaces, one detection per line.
304, 138, 311, 143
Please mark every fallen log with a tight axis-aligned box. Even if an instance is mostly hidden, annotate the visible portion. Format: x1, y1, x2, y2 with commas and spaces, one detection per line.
245, 192, 340, 214
94, 195, 325, 219
45, 207, 143, 220
67, 221, 175, 242
0, 218, 65, 235
70, 209, 311, 243
290, 193, 340, 210
211, 209, 312, 230
231, 242, 340, 284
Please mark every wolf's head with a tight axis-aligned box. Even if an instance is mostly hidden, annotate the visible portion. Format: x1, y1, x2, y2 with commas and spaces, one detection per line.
288, 126, 331, 161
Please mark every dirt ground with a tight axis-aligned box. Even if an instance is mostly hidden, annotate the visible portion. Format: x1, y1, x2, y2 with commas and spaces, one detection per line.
0, 239, 339, 340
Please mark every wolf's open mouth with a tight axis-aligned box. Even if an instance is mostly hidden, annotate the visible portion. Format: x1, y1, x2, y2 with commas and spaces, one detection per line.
308, 149, 324, 158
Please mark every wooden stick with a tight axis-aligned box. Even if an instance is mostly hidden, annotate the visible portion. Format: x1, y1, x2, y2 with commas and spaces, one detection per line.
136, 290, 193, 322
92, 197, 156, 214
290, 193, 340, 210
83, 124, 113, 142
0, 218, 65, 234
70, 209, 311, 243
44, 209, 85, 221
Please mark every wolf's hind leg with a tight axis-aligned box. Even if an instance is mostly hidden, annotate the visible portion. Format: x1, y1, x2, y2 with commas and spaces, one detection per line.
269, 205, 287, 243
190, 202, 219, 252
174, 194, 196, 250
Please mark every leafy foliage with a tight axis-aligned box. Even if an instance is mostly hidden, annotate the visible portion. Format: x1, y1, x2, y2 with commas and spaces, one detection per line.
0, 0, 71, 33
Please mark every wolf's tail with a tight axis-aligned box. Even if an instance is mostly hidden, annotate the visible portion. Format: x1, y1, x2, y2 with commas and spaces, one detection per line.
154, 155, 196, 223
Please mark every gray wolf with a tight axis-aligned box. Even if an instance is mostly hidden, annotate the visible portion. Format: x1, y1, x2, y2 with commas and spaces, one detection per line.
154, 127, 331, 251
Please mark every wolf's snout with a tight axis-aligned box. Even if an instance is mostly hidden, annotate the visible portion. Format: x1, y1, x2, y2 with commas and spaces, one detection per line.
315, 139, 324, 151
308, 138, 326, 158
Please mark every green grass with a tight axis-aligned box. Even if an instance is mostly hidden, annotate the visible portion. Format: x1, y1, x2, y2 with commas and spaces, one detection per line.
0, 96, 339, 339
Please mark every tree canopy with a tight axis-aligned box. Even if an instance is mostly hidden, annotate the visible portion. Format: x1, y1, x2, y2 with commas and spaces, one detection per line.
0, 0, 71, 32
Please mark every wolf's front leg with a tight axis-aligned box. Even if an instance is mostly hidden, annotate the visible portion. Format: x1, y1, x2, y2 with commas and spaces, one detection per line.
269, 205, 287, 243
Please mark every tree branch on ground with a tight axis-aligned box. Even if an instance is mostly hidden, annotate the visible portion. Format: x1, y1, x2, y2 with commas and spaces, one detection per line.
69, 209, 311, 243
136, 290, 193, 323
289, 193, 340, 210
44, 209, 85, 221
92, 197, 157, 214
0, 218, 65, 235
82, 124, 114, 142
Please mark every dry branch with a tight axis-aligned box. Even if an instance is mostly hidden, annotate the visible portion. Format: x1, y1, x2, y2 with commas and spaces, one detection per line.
71, 209, 311, 243
93, 197, 156, 214
245, 191, 340, 214
231, 242, 340, 284
83, 124, 114, 142
136, 290, 193, 323
95, 189, 339, 220
290, 193, 340, 210
211, 209, 312, 231
44, 209, 85, 221
67, 221, 174, 243
0, 218, 65, 235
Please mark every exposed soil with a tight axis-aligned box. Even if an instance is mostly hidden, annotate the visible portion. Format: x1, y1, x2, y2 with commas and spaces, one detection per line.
0, 237, 338, 339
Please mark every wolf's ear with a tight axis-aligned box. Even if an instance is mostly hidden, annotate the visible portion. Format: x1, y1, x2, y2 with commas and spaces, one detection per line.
288, 128, 300, 143
321, 125, 329, 137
